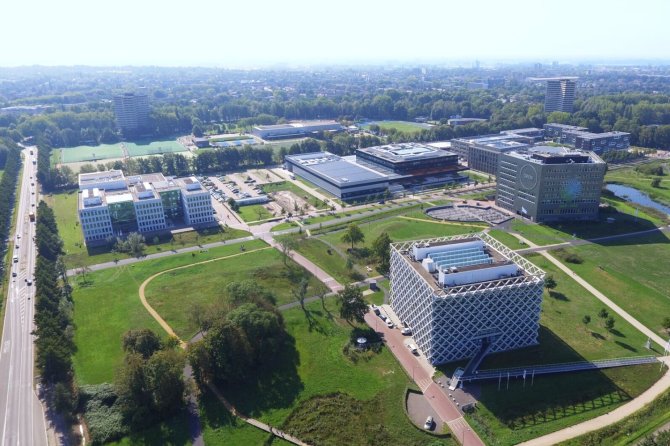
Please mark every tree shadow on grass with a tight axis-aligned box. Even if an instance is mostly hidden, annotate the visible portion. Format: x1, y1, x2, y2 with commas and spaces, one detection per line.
124, 409, 192, 446
615, 341, 638, 353
221, 334, 303, 417
548, 290, 569, 301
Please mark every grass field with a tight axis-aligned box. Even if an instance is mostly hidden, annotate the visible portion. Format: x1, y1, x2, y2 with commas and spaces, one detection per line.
237, 204, 274, 222
606, 160, 670, 206
144, 247, 323, 339
72, 240, 268, 385
510, 196, 665, 247
59, 144, 123, 163
551, 230, 670, 337
457, 253, 663, 445
487, 229, 527, 250
362, 120, 430, 134
220, 299, 455, 445
43, 191, 250, 267
290, 216, 482, 284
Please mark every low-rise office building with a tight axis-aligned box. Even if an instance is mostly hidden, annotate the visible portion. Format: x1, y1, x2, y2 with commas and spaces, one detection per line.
500, 128, 545, 143
390, 234, 544, 365
496, 146, 606, 222
451, 134, 530, 175
543, 123, 588, 139
252, 120, 343, 140
560, 130, 630, 154
284, 143, 467, 202
77, 170, 215, 244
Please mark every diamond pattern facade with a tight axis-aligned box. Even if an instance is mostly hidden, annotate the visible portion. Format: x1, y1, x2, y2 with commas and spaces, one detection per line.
390, 233, 544, 365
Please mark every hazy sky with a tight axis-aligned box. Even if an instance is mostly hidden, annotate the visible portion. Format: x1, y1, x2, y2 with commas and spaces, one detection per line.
2, 0, 669, 67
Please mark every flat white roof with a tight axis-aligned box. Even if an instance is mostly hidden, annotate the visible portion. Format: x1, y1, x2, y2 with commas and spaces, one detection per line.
105, 192, 133, 204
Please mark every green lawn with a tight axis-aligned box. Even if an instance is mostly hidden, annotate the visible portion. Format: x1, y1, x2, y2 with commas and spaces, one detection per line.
220, 299, 455, 445
510, 197, 664, 247
551, 231, 670, 337
72, 240, 267, 385
456, 253, 663, 445
144, 247, 323, 339
58, 143, 123, 163
237, 204, 274, 222
363, 120, 429, 134
487, 229, 527, 250
43, 191, 250, 267
124, 139, 187, 157
271, 221, 300, 231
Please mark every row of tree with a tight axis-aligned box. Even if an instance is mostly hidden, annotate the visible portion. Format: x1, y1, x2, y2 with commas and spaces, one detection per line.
32, 202, 78, 416
0, 139, 21, 278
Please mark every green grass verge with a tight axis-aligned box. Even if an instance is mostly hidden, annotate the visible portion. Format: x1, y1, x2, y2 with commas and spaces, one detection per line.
72, 240, 267, 385
487, 229, 527, 250
237, 204, 274, 222
550, 230, 670, 337
44, 191, 250, 267
106, 411, 191, 446
144, 247, 323, 339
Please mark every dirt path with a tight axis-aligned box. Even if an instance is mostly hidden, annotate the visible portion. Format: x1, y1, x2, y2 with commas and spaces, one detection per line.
137, 246, 271, 346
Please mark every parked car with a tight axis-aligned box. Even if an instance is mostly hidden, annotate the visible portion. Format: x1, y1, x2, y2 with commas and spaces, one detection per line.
424, 416, 433, 430
385, 320, 395, 329
401, 327, 412, 335
371, 305, 380, 315
379, 314, 387, 321
407, 344, 418, 355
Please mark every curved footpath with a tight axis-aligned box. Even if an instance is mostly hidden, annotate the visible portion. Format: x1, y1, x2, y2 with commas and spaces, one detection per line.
511, 230, 670, 444
137, 246, 311, 446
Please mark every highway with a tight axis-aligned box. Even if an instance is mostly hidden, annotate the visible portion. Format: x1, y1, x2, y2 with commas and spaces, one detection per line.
0, 146, 48, 446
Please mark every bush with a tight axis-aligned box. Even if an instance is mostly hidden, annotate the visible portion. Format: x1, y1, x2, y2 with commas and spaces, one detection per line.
79, 384, 128, 445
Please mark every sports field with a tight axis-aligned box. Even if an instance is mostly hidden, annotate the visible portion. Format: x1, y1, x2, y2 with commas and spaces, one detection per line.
363, 120, 432, 133
57, 139, 188, 163
59, 144, 123, 163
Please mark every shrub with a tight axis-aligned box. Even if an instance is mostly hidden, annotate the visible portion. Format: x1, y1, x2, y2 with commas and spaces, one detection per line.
79, 384, 128, 445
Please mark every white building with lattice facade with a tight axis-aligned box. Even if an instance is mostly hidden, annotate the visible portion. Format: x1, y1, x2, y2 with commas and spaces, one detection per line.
390, 233, 544, 365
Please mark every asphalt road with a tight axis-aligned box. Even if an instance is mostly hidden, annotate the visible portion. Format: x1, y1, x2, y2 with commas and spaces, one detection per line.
0, 147, 48, 446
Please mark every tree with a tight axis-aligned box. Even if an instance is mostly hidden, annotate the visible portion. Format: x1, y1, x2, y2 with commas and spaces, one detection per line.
605, 316, 615, 331
144, 349, 186, 418
192, 125, 203, 137
582, 315, 591, 325
337, 285, 368, 325
371, 232, 392, 275
123, 328, 163, 359
663, 317, 670, 332
651, 177, 662, 188
315, 283, 330, 311
598, 308, 609, 319
292, 278, 309, 312
341, 223, 365, 251
544, 275, 557, 289
277, 236, 297, 267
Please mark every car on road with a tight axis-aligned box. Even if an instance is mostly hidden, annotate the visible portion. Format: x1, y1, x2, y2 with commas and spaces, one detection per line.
16, 234, 20, 239
12, 272, 16, 277
12, 255, 18, 263
407, 343, 418, 355
385, 320, 395, 329
401, 327, 412, 335
26, 279, 32, 286
424, 416, 433, 430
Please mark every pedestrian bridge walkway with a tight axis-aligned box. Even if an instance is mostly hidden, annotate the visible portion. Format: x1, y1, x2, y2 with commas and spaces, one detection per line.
461, 355, 659, 381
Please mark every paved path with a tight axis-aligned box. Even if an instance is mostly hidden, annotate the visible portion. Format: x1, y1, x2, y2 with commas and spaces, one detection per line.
364, 311, 485, 446
518, 356, 670, 446
136, 246, 311, 446
512, 232, 668, 348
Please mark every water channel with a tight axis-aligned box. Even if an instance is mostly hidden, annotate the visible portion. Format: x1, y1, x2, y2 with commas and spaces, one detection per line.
605, 183, 670, 215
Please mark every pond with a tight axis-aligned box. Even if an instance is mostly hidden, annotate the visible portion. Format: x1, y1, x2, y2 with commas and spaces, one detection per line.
605, 183, 670, 215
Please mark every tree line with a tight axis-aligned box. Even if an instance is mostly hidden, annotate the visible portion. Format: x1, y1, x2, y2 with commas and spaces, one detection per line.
0, 139, 21, 279
32, 201, 78, 417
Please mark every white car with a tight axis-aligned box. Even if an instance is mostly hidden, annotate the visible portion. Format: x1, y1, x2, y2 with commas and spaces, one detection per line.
424, 416, 433, 430
401, 327, 412, 336
385, 320, 395, 329
407, 344, 418, 355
